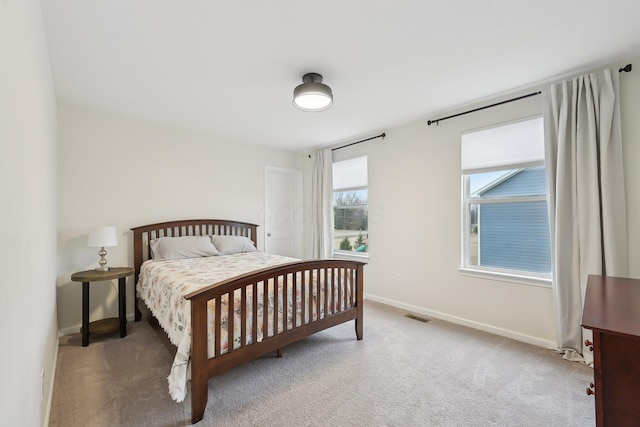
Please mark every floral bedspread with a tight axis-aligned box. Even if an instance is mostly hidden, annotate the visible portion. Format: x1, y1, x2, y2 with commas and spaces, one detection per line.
137, 252, 351, 402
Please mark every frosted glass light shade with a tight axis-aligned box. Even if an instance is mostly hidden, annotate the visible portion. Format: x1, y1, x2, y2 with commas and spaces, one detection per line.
87, 226, 118, 248
293, 73, 333, 112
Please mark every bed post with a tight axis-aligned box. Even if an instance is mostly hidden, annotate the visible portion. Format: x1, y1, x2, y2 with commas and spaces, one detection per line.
133, 229, 143, 321
355, 263, 364, 340
190, 295, 209, 424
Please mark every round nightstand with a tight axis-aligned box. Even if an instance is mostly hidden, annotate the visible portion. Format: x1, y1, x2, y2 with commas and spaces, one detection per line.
71, 267, 134, 347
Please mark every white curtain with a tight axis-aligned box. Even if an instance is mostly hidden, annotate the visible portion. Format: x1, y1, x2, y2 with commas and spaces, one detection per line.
311, 149, 334, 258
543, 68, 628, 364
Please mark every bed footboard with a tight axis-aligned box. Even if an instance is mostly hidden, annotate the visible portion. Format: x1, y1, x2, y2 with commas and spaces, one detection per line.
185, 259, 365, 424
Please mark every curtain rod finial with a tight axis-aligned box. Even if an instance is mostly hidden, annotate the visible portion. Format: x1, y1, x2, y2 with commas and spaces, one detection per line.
620, 64, 632, 73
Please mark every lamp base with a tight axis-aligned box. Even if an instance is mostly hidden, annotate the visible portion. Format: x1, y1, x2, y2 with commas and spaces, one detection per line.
96, 246, 110, 272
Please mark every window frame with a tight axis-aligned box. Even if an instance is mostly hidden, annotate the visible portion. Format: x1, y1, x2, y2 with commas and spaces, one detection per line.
332, 156, 369, 261
459, 117, 551, 287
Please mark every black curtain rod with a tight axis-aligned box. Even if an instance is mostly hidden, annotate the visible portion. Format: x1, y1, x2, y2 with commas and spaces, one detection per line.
332, 132, 386, 151
427, 63, 633, 127
308, 132, 386, 158
427, 92, 541, 126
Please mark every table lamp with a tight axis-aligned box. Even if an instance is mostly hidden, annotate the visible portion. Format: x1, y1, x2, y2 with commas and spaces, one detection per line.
87, 226, 118, 271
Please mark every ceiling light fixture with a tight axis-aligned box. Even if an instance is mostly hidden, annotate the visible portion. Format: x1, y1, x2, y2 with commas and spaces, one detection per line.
293, 73, 333, 112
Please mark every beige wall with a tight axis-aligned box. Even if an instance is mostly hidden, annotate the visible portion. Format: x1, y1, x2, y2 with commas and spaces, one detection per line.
310, 57, 640, 348
0, 1, 58, 426
56, 106, 306, 333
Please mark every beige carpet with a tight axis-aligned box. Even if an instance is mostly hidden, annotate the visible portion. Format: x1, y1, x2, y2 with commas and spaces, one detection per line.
49, 301, 595, 426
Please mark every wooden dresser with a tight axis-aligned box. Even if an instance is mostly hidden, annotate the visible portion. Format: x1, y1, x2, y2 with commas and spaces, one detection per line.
582, 275, 640, 427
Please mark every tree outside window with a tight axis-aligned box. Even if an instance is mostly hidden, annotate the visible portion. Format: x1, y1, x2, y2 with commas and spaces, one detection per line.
333, 156, 368, 255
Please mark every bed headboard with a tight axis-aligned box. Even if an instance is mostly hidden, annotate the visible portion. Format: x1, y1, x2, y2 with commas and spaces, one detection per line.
130, 219, 258, 282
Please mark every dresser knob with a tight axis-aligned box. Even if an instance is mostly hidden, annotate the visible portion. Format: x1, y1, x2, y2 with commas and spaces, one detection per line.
584, 339, 593, 352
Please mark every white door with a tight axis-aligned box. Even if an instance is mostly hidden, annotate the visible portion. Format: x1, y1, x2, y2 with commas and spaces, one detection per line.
264, 166, 303, 258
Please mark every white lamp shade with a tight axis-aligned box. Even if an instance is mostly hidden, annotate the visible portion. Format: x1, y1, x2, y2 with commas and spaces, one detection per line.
87, 226, 118, 248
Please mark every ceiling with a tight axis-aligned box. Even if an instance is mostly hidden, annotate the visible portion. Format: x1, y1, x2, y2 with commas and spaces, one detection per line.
41, 1, 640, 153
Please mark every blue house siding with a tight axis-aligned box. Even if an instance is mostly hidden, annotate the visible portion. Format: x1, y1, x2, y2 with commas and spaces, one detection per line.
479, 202, 551, 273
478, 167, 551, 273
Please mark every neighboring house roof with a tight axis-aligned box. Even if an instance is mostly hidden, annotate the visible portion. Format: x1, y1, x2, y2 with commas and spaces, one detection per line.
473, 167, 547, 198
472, 169, 522, 197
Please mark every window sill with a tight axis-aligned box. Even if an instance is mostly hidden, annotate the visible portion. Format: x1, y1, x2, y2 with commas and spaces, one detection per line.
332, 251, 370, 263
457, 267, 551, 288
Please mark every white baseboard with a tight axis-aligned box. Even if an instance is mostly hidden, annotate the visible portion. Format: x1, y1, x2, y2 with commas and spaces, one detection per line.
58, 313, 137, 337
43, 339, 59, 427
59, 300, 556, 349
364, 293, 556, 350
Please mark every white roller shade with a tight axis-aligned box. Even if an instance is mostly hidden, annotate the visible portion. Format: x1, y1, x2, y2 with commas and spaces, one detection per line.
462, 116, 544, 174
333, 156, 368, 190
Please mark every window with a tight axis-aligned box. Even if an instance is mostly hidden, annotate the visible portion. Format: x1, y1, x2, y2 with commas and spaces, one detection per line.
333, 156, 368, 256
461, 117, 551, 282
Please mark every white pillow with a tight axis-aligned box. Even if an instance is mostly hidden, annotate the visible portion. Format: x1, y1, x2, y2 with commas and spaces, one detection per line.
150, 236, 221, 260
210, 235, 257, 255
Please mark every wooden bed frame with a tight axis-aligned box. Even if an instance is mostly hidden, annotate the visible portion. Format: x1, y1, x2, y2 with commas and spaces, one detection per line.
131, 219, 365, 424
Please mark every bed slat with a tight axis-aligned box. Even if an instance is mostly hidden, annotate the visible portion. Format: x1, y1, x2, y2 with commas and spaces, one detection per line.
300, 271, 304, 324
262, 280, 268, 339
251, 282, 258, 345
338, 268, 343, 312
292, 271, 298, 328
227, 291, 234, 354
272, 278, 278, 336
283, 274, 289, 331
215, 296, 221, 357
240, 286, 247, 348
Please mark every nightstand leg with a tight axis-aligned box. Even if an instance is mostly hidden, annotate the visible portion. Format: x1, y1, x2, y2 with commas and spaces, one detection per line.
119, 277, 127, 338
82, 281, 89, 347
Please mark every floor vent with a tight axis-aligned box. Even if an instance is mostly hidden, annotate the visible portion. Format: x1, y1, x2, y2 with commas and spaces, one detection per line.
404, 313, 431, 323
